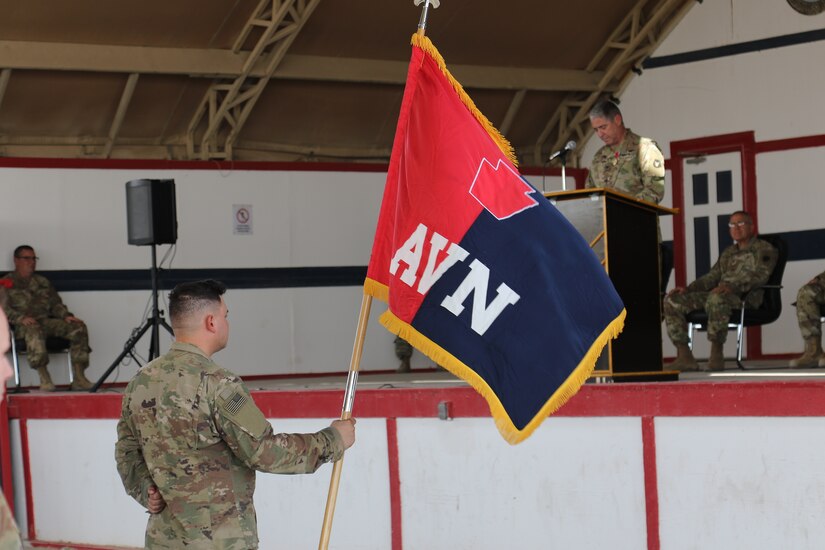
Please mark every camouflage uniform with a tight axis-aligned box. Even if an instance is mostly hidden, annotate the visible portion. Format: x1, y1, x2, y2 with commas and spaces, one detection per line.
115, 342, 344, 549
664, 237, 778, 344
0, 272, 90, 371
586, 129, 665, 204
796, 270, 825, 339
394, 336, 412, 367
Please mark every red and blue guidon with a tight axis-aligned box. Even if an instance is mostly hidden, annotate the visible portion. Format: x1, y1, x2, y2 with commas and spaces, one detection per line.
365, 34, 625, 444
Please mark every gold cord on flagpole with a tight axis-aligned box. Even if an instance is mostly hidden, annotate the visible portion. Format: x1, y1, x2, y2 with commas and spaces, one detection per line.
318, 293, 372, 549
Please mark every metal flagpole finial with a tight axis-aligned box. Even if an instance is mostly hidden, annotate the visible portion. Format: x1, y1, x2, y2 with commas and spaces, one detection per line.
414, 0, 440, 33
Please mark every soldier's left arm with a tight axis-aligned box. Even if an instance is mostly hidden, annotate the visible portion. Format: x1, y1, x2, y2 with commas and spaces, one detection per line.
114, 395, 154, 509
637, 140, 665, 204
44, 278, 71, 319
688, 255, 722, 292
213, 378, 344, 475
727, 242, 778, 295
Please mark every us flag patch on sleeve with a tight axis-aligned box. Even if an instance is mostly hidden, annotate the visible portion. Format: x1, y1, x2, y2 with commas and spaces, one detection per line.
225, 392, 246, 415
217, 384, 269, 438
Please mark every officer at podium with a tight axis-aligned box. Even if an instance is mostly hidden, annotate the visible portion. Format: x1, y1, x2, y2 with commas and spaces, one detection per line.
586, 99, 665, 205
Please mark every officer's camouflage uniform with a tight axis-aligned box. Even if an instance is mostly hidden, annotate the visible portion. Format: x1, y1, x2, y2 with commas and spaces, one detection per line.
586, 129, 665, 204
796, 270, 825, 339
115, 342, 344, 549
664, 238, 778, 344
1, 272, 90, 370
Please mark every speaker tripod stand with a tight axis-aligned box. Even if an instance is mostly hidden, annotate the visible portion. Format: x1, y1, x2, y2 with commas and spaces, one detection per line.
90, 244, 173, 393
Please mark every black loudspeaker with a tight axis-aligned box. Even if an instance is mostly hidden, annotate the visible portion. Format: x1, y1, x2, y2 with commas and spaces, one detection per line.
125, 179, 178, 246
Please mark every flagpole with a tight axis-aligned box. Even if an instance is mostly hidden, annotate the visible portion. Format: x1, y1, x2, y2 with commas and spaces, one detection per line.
416, 0, 432, 34
318, 2, 439, 547
318, 292, 372, 550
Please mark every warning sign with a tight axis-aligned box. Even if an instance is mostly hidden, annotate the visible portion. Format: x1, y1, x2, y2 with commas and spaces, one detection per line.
233, 204, 253, 235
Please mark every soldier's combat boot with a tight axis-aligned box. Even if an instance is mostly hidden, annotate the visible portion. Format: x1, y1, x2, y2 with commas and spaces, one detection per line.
70, 364, 94, 391
705, 341, 725, 372
36, 366, 56, 392
669, 344, 700, 372
396, 357, 411, 373
789, 337, 824, 368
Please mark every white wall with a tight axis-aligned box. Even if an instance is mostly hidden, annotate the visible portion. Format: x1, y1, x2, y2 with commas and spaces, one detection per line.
657, 417, 825, 549
14, 413, 825, 549
17, 417, 391, 549
18, 416, 648, 550
0, 168, 382, 269
1, 166, 448, 385
398, 417, 647, 550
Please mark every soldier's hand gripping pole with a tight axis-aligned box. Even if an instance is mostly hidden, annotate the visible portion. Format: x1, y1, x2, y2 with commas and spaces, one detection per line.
318, 293, 372, 550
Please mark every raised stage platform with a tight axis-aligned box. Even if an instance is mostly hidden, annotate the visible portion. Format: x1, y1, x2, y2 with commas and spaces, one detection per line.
4, 361, 825, 550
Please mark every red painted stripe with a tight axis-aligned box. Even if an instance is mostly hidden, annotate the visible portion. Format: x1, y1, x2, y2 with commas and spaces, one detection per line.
7, 393, 124, 419
641, 417, 660, 550
8, 381, 825, 420
755, 134, 825, 153
0, 156, 389, 173
20, 419, 35, 541
386, 418, 403, 550
755, 353, 798, 360
0, 399, 13, 517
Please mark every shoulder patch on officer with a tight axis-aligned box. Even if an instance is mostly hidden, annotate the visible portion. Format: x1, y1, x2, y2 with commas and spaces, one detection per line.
217, 388, 268, 438
653, 159, 661, 168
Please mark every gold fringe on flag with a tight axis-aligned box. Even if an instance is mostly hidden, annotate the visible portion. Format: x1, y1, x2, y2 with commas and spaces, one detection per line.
373, 286, 626, 444
363, 278, 389, 303
410, 33, 518, 167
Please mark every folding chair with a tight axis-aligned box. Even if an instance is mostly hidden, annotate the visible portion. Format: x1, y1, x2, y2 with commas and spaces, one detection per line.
687, 234, 788, 370
8, 324, 73, 391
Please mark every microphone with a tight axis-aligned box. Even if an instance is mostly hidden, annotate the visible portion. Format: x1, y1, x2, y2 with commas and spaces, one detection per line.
549, 140, 577, 161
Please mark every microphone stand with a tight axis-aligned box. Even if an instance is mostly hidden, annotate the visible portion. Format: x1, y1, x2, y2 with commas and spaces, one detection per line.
559, 150, 570, 191
549, 141, 576, 191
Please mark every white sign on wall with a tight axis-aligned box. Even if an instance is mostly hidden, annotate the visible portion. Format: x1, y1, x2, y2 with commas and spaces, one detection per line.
233, 204, 253, 235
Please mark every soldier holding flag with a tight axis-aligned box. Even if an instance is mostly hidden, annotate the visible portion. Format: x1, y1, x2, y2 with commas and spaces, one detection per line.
115, 280, 355, 549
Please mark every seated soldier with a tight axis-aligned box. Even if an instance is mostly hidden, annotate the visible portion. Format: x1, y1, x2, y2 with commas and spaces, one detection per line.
1, 245, 93, 391
789, 269, 825, 368
663, 211, 778, 372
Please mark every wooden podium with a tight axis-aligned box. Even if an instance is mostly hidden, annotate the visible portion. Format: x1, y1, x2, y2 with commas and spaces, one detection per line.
545, 188, 677, 380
